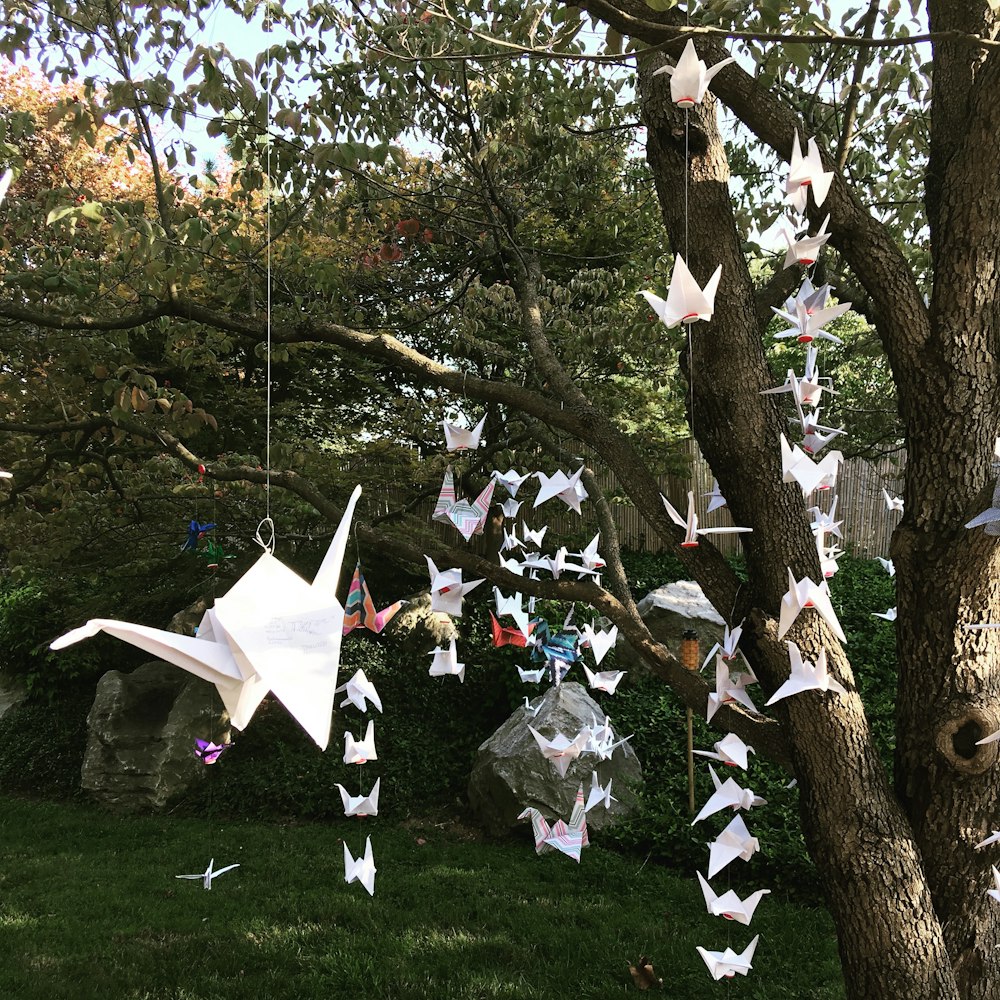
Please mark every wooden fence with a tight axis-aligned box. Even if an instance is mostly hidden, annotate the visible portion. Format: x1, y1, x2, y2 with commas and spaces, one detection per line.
380, 439, 905, 559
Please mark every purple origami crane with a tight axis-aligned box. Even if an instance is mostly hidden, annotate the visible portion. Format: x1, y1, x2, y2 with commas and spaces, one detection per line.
193, 738, 230, 765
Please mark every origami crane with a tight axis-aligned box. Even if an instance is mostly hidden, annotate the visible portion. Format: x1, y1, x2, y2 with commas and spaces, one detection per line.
706, 657, 760, 723
432, 467, 496, 541
697, 872, 770, 925
52, 486, 364, 751
792, 402, 846, 456
343, 720, 377, 764
520, 522, 548, 547
765, 642, 847, 706
582, 662, 626, 695
336, 777, 381, 817
780, 214, 831, 268
498, 498, 523, 519
772, 279, 850, 345
581, 622, 618, 665
529, 618, 581, 678
692, 764, 767, 824
704, 480, 727, 513
0, 168, 12, 204
707, 814, 760, 878
780, 435, 843, 495
517, 666, 547, 683
777, 569, 847, 643
335, 668, 383, 714
492, 469, 531, 497
701, 623, 744, 670
428, 637, 466, 682
697, 936, 759, 980
582, 714, 634, 760
966, 477, 1000, 536
818, 540, 843, 579
651, 39, 734, 107
528, 725, 591, 778
534, 467, 588, 513
490, 611, 532, 648
342, 563, 406, 635
640, 255, 722, 328
694, 733, 755, 770
975, 831, 1000, 849
193, 739, 230, 765
809, 497, 843, 541
876, 557, 895, 577
344, 836, 377, 896
442, 415, 485, 451
882, 488, 904, 512
522, 696, 540, 718
761, 345, 834, 408
181, 519, 216, 552
425, 556, 484, 616
872, 607, 897, 622
785, 132, 834, 212
989, 866, 1000, 905
662, 491, 753, 548
518, 783, 590, 862
176, 858, 240, 890
570, 534, 606, 578
0, 469, 12, 480
585, 771, 616, 812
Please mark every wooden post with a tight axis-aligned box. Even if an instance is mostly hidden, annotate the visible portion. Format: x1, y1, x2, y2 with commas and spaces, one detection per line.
680, 629, 700, 817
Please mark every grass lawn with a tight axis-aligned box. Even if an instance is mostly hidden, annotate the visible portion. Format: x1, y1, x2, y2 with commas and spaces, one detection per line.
0, 797, 844, 999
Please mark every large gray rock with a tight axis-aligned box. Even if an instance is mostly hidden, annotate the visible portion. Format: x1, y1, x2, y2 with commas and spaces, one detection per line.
616, 580, 726, 673
468, 682, 642, 836
82, 660, 228, 812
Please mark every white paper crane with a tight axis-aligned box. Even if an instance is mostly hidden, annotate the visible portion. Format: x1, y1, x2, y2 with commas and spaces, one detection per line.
780, 214, 831, 268
693, 732, 755, 770
534, 467, 588, 513
175, 858, 240, 890
765, 641, 847, 706
517, 666, 547, 683
498, 497, 523, 519
428, 637, 466, 682
343, 836, 377, 896
0, 168, 12, 204
872, 607, 897, 622
425, 556, 484, 616
809, 497, 843, 541
697, 935, 759, 980
780, 435, 843, 495
662, 490, 753, 548
707, 658, 759, 723
707, 814, 760, 878
582, 663, 626, 695
640, 255, 722, 327
777, 569, 846, 643
785, 132, 834, 212
442, 415, 485, 451
343, 720, 377, 764
528, 725, 591, 778
704, 479, 727, 513
336, 777, 381, 817
697, 872, 770, 925
701, 622, 745, 670
651, 39, 734, 107
792, 405, 846, 456
492, 469, 531, 497
692, 764, 767, 824
585, 771, 616, 812
53, 485, 363, 751
581, 622, 618, 666
882, 489, 904, 513
335, 669, 383, 714
966, 477, 1000, 536
876, 557, 895, 577
761, 345, 835, 408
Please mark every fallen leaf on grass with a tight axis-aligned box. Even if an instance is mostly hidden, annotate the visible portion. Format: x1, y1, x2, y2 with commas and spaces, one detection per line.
628, 956, 662, 990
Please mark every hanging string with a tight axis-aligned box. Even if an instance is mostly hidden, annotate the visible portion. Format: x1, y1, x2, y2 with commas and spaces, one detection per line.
684, 108, 694, 450
264, 1, 273, 527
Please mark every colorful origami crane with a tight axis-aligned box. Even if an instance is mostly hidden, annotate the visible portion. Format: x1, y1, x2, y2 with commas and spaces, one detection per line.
342, 562, 406, 635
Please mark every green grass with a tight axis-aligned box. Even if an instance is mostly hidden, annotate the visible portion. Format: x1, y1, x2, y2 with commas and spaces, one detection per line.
0, 797, 844, 999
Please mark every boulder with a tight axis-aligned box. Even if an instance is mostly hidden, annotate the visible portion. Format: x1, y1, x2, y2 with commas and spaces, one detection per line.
81, 660, 228, 812
616, 580, 727, 673
468, 681, 642, 836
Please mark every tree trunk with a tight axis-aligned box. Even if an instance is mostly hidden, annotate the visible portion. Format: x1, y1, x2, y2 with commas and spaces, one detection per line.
636, 53, 963, 1000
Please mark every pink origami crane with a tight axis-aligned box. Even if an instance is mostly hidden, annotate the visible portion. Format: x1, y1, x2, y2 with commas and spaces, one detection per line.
342, 563, 406, 635
517, 784, 591, 863
432, 466, 496, 541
